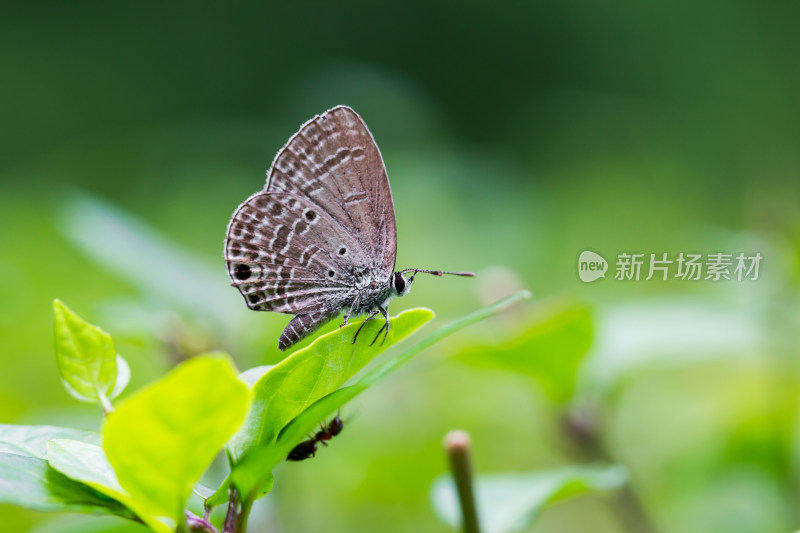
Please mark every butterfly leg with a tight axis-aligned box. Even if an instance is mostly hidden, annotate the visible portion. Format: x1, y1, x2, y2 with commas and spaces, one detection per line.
341, 293, 361, 328
369, 306, 390, 346
352, 309, 380, 344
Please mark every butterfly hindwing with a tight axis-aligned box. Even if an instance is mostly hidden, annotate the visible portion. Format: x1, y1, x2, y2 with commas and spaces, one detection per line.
225, 190, 357, 314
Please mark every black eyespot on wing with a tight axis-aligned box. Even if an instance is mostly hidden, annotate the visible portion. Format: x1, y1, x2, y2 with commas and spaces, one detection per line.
328, 270, 335, 278
338, 247, 347, 256
234, 264, 252, 280
305, 210, 317, 222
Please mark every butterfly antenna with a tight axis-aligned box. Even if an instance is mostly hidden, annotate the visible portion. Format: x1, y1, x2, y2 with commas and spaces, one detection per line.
399, 268, 475, 277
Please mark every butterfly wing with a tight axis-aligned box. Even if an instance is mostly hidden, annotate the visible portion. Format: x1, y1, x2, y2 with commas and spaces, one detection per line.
224, 106, 397, 349
225, 189, 358, 314
266, 105, 397, 278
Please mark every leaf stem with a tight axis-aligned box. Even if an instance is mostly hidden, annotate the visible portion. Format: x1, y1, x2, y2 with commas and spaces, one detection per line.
222, 487, 253, 533
99, 392, 114, 415
444, 430, 481, 533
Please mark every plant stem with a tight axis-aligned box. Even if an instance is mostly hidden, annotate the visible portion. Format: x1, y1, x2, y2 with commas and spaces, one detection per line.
186, 510, 220, 533
222, 488, 253, 533
444, 430, 481, 533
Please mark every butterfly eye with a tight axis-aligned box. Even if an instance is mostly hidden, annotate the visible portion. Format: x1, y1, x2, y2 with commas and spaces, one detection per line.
394, 273, 406, 293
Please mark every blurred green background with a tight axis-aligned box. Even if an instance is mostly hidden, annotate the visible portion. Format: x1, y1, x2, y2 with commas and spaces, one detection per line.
2, 2, 800, 532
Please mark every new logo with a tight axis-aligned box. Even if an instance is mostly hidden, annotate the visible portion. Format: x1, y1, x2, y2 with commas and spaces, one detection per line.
578, 250, 608, 283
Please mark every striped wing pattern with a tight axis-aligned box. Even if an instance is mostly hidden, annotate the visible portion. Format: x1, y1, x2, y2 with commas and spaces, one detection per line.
224, 106, 398, 350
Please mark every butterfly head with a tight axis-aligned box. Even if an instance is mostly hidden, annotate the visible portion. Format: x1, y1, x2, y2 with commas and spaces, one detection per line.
393, 269, 475, 298
392, 271, 413, 297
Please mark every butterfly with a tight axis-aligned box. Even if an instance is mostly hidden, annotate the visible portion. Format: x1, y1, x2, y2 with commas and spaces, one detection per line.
224, 105, 473, 351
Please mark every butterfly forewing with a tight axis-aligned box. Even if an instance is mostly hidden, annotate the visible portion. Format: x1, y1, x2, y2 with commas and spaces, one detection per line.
266, 106, 397, 276
224, 106, 397, 336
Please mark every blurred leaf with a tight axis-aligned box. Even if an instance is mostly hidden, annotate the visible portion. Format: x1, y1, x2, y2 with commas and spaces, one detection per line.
454, 302, 592, 403
0, 425, 100, 459
191, 483, 216, 500
431, 464, 627, 533
231, 291, 531, 500
583, 299, 764, 393
238, 365, 274, 387
203, 478, 231, 509
59, 193, 238, 332
103, 354, 249, 530
227, 308, 434, 464
29, 515, 146, 533
0, 452, 136, 519
53, 299, 119, 411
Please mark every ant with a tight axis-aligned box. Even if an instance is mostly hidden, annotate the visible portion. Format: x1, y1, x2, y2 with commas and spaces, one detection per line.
286, 415, 344, 461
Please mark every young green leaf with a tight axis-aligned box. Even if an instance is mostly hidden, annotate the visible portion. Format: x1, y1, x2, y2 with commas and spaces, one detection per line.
109, 354, 131, 399
430, 465, 627, 533
0, 452, 136, 519
453, 300, 592, 403
0, 425, 101, 459
231, 291, 531, 500
227, 308, 434, 464
53, 299, 119, 411
103, 354, 250, 529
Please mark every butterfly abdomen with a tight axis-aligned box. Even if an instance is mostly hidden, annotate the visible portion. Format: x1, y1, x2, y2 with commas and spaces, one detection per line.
278, 310, 337, 351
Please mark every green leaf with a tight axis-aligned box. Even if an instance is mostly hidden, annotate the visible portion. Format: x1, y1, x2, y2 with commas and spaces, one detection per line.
103, 354, 250, 529
46, 439, 187, 533
0, 425, 134, 520
230, 291, 531, 500
454, 300, 593, 403
0, 424, 101, 459
431, 464, 627, 533
46, 439, 167, 531
202, 475, 231, 509
191, 483, 216, 500
110, 354, 131, 400
227, 308, 435, 464
61, 354, 130, 403
47, 440, 127, 502
0, 452, 135, 519
238, 365, 274, 387
53, 299, 119, 411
